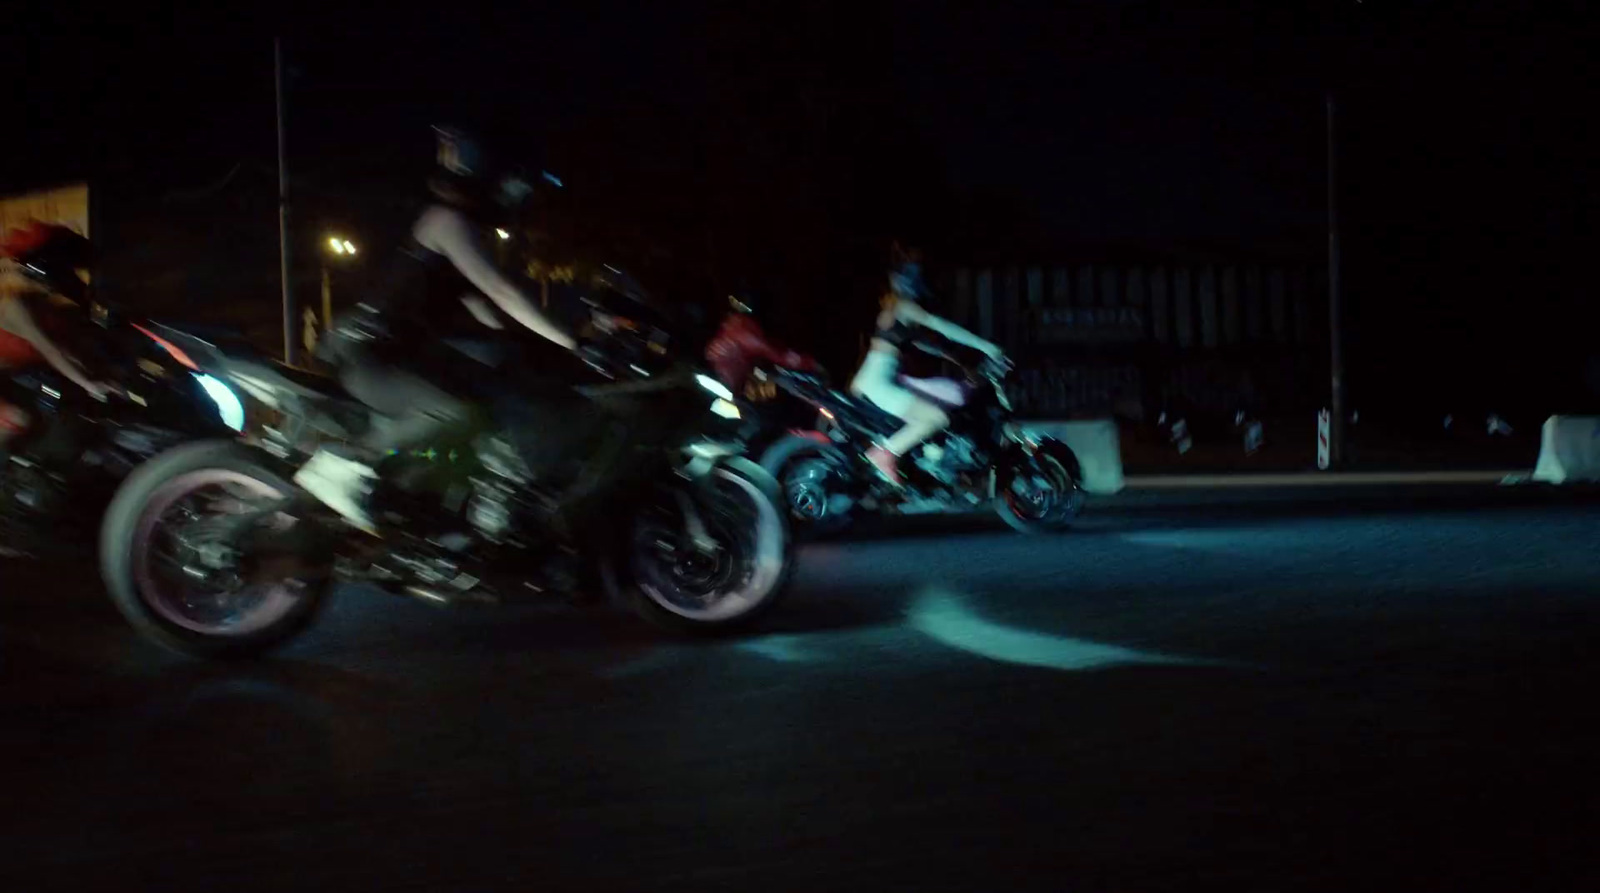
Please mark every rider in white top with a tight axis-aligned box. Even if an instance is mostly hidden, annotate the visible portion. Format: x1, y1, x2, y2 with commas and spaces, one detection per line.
293, 127, 576, 533
849, 247, 1005, 485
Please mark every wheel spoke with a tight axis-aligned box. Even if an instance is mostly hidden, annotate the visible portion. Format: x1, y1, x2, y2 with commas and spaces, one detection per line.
130, 469, 313, 637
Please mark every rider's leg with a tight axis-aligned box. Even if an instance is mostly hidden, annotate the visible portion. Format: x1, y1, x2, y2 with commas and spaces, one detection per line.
294, 351, 478, 534
867, 398, 948, 485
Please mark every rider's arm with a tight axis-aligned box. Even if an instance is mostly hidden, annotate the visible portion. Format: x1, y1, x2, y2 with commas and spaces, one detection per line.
0, 295, 104, 398
415, 206, 577, 350
748, 321, 815, 371
894, 300, 1004, 359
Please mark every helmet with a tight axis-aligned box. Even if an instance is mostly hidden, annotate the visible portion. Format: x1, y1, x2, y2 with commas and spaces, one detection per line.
428, 125, 493, 207
429, 125, 565, 215
434, 125, 486, 179
888, 243, 925, 303
1, 221, 91, 302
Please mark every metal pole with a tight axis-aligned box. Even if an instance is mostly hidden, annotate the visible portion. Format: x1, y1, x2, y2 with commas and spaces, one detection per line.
275, 38, 295, 366
1326, 90, 1346, 468
321, 264, 332, 329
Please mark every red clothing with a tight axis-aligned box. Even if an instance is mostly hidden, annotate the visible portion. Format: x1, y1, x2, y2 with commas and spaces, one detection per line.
703, 314, 816, 390
0, 325, 41, 367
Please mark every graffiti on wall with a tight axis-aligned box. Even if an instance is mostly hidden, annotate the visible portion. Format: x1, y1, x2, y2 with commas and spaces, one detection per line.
1012, 357, 1305, 420
1012, 363, 1144, 418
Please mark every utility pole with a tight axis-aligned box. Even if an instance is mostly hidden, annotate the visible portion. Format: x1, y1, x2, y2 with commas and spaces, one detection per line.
275, 38, 295, 366
1326, 89, 1346, 468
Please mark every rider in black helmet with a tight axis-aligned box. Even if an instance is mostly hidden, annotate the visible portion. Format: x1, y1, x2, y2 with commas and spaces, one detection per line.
294, 126, 577, 534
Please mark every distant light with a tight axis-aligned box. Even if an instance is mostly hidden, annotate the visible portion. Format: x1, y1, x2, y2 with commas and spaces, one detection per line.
541, 171, 563, 188
342, 240, 357, 255
495, 228, 510, 241
328, 237, 345, 254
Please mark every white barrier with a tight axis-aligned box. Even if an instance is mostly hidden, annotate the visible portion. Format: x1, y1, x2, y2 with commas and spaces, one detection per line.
1532, 415, 1600, 484
1021, 419, 1125, 494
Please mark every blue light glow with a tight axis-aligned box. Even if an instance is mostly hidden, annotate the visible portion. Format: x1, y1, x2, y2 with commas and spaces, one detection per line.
193, 373, 245, 432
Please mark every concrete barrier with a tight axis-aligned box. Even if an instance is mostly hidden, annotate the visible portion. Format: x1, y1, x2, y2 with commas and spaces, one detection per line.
1532, 415, 1600, 484
1021, 419, 1125, 494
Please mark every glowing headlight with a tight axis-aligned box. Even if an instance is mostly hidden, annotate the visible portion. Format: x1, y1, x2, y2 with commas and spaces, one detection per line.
710, 398, 741, 420
695, 373, 735, 401
193, 373, 245, 432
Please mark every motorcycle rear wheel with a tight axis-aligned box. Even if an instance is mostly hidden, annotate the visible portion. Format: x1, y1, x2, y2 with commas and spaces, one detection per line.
759, 435, 856, 538
100, 440, 335, 659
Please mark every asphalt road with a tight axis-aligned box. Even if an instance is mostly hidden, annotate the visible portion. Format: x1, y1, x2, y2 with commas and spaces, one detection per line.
3, 492, 1598, 891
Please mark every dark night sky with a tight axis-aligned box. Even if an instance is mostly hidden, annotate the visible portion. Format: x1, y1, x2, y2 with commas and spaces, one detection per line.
3, 2, 1596, 411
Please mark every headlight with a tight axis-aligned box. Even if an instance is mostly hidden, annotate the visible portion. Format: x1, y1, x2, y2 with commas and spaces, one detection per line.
695, 373, 734, 402
193, 373, 245, 432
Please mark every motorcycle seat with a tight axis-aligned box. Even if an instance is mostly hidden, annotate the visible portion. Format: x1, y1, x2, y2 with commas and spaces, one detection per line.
825, 390, 903, 437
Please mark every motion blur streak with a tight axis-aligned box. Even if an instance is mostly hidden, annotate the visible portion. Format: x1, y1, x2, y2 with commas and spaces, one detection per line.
908, 587, 1219, 672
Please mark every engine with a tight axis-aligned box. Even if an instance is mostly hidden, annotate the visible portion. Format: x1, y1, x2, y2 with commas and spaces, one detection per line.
912, 434, 983, 485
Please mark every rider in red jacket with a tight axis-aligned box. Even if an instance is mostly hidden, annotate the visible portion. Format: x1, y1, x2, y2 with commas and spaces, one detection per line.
1, 222, 109, 451
703, 298, 819, 395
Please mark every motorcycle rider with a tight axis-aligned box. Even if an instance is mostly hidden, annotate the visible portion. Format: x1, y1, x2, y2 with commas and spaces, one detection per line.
0, 222, 111, 455
848, 245, 1006, 486
704, 293, 819, 396
294, 126, 577, 534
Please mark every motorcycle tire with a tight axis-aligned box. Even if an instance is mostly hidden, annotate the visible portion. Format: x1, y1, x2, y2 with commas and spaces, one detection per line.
604, 457, 794, 635
758, 434, 857, 538
994, 441, 1085, 534
100, 440, 335, 660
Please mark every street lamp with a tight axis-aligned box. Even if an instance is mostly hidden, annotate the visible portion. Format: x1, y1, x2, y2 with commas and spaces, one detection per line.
495, 228, 510, 241
321, 235, 358, 330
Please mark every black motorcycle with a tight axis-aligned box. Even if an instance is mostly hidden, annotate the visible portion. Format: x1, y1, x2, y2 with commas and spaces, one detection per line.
756, 336, 1085, 535
1, 301, 246, 558
96, 284, 794, 659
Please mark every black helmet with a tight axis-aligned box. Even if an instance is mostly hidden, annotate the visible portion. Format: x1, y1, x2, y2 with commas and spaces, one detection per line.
429, 125, 565, 212
1, 222, 92, 302
888, 243, 926, 303
428, 125, 491, 207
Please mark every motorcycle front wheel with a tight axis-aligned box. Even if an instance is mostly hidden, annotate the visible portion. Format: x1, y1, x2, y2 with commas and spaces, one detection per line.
994, 446, 1085, 534
607, 457, 794, 634
100, 440, 335, 659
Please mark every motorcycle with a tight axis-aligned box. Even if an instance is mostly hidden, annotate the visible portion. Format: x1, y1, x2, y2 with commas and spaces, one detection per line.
97, 279, 794, 659
1, 300, 246, 558
755, 335, 1085, 536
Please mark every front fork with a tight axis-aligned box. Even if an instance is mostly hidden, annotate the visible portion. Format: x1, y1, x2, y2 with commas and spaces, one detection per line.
987, 423, 1038, 498
674, 441, 739, 555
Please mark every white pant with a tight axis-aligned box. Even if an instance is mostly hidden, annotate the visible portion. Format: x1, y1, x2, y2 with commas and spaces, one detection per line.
850, 350, 922, 417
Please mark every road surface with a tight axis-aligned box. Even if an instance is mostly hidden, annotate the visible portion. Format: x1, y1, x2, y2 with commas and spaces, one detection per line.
2, 492, 1597, 891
